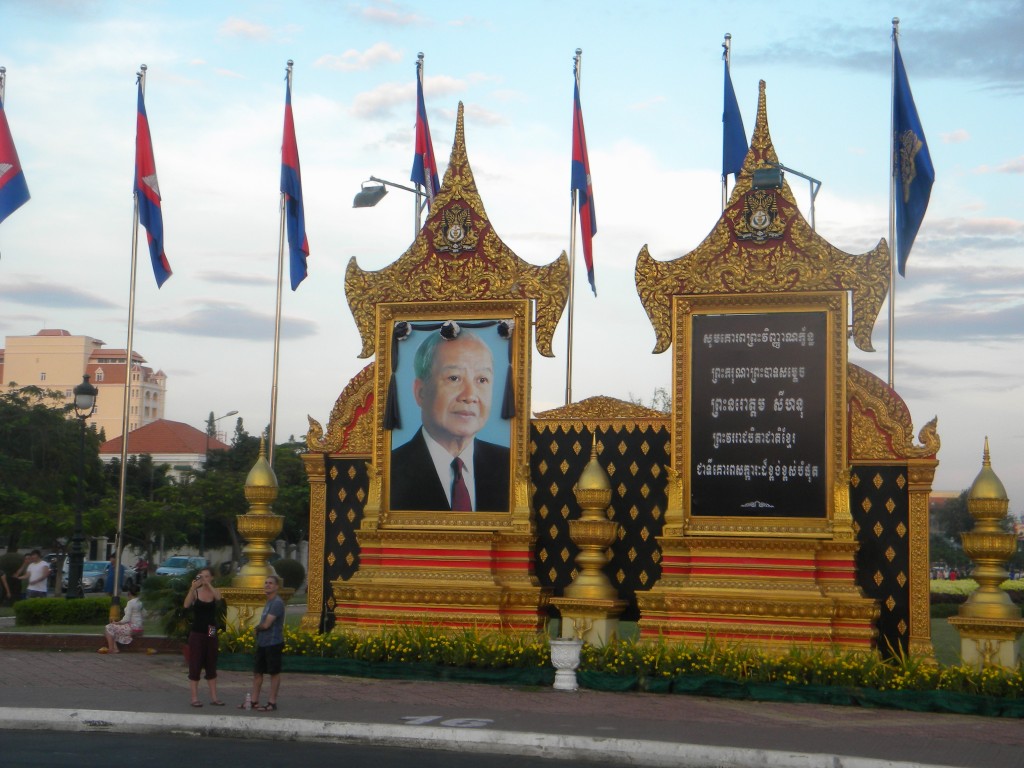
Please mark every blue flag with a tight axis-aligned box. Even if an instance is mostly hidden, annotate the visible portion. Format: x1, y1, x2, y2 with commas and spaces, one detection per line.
722, 59, 747, 179
893, 38, 934, 277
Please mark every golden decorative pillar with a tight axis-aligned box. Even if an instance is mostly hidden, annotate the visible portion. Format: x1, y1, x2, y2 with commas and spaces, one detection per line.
948, 439, 1024, 668
550, 439, 626, 646
221, 438, 293, 630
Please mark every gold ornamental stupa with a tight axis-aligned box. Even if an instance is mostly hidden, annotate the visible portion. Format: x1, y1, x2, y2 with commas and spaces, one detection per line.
550, 437, 627, 646
948, 439, 1024, 668
220, 438, 293, 629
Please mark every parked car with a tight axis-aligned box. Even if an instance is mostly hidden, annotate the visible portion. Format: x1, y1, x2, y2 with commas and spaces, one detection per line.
155, 556, 209, 577
61, 560, 128, 593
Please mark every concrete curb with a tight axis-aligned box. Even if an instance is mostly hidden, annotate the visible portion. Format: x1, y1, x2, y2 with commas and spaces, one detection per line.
0, 708, 961, 768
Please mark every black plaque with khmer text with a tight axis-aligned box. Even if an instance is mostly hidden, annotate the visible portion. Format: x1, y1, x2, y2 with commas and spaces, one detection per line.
690, 311, 827, 518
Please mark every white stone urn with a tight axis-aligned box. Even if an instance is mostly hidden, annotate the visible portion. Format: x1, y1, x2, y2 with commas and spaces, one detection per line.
550, 638, 583, 691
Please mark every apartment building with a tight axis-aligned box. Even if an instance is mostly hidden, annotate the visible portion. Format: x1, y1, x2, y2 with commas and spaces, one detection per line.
0, 329, 167, 440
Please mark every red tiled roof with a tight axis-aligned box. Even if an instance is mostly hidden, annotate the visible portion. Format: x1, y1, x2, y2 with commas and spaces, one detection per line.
99, 419, 231, 455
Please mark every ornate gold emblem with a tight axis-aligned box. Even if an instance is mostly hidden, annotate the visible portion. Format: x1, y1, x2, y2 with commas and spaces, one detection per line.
433, 204, 478, 254
897, 129, 923, 202
736, 190, 785, 242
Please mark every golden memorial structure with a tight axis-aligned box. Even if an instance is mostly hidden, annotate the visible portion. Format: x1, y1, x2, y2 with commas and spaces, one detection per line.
299, 81, 939, 658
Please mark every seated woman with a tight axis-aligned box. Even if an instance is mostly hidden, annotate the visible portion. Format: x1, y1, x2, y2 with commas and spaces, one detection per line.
99, 584, 144, 653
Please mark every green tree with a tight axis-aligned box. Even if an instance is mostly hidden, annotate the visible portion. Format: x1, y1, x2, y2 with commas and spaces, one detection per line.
0, 385, 106, 552
99, 455, 196, 566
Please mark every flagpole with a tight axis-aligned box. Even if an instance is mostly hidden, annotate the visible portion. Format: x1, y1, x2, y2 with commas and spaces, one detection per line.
0, 66, 6, 104
722, 34, 732, 212
268, 61, 293, 467
564, 48, 583, 406
111, 64, 147, 618
888, 18, 898, 388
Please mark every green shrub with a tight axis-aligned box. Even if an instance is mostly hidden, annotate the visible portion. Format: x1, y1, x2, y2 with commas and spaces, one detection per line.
274, 558, 305, 590
930, 602, 962, 619
13, 596, 113, 625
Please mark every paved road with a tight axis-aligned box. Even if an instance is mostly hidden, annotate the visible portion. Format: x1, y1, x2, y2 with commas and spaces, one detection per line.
0, 649, 1021, 767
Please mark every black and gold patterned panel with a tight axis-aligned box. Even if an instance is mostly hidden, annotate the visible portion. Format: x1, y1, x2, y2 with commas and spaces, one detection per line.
850, 465, 910, 657
323, 457, 369, 614
531, 425, 670, 621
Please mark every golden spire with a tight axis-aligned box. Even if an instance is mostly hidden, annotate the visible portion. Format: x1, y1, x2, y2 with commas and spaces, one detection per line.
968, 437, 1008, 501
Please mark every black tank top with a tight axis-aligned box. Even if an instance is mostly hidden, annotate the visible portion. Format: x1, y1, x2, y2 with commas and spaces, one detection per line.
191, 597, 217, 633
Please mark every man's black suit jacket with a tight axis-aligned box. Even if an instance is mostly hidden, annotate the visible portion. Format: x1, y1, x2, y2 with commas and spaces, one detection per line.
390, 428, 510, 511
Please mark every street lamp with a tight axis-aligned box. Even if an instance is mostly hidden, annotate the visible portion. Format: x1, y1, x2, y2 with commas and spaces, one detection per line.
352, 175, 425, 240
67, 374, 98, 600
200, 410, 238, 557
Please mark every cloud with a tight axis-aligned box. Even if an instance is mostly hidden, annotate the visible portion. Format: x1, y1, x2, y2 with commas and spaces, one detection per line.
752, 2, 1024, 92
316, 42, 402, 72
0, 280, 118, 310
145, 302, 317, 341
941, 129, 970, 144
898, 302, 1024, 342
351, 82, 412, 119
351, 74, 465, 119
975, 156, 1024, 175
349, 1, 427, 27
219, 17, 272, 40
197, 270, 275, 287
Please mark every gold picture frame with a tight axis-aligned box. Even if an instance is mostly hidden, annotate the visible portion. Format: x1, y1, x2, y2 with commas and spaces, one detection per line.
373, 299, 531, 530
673, 291, 847, 538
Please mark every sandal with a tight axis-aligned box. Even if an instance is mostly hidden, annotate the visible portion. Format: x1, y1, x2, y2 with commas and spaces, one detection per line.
256, 702, 277, 712
190, 701, 203, 708
210, 700, 226, 706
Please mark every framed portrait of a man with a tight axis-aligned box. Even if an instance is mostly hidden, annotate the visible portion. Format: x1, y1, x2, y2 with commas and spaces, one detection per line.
374, 300, 530, 528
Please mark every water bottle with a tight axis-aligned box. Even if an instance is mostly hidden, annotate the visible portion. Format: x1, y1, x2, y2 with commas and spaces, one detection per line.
243, 692, 252, 710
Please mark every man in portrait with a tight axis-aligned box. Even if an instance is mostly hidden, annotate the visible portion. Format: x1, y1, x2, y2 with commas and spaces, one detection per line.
390, 330, 510, 511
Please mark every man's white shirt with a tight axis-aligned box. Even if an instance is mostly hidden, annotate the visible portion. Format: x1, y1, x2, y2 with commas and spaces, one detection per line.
421, 428, 477, 510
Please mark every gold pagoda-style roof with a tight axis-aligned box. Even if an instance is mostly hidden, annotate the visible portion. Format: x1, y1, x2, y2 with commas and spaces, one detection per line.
345, 103, 569, 358
635, 81, 890, 355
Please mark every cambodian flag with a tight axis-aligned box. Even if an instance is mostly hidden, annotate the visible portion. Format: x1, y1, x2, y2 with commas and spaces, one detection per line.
281, 78, 309, 290
571, 69, 597, 296
0, 91, 31, 226
135, 82, 171, 287
410, 71, 439, 207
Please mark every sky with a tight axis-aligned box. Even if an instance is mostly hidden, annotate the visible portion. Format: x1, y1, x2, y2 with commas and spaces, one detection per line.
1, 0, 1022, 511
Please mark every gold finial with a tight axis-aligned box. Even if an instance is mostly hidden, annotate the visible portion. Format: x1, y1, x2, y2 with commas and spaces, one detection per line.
968, 436, 1007, 501
245, 436, 279, 494
577, 434, 611, 492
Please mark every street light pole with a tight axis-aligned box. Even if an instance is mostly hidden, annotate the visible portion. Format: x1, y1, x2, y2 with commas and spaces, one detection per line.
67, 375, 98, 600
200, 410, 238, 557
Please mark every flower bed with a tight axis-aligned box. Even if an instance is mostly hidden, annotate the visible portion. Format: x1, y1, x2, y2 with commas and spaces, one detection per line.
215, 624, 1024, 717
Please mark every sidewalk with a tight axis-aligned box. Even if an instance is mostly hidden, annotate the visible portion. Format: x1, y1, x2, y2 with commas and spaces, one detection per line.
0, 643, 1022, 767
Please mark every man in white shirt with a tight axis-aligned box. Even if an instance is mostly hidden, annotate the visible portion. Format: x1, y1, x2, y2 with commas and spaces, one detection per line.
16, 550, 51, 598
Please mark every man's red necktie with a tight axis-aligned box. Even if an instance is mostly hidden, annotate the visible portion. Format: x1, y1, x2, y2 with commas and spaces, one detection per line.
451, 457, 471, 511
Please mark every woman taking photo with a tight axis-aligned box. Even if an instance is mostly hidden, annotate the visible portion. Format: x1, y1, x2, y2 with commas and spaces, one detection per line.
183, 567, 224, 707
